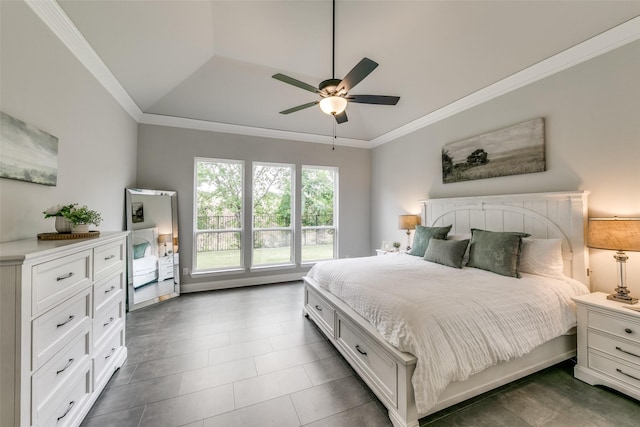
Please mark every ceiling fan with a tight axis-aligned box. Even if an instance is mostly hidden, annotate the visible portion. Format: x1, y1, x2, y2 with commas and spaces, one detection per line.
272, 0, 400, 124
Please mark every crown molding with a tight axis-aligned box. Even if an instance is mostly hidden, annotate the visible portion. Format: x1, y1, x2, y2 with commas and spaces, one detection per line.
139, 114, 370, 149
370, 15, 640, 147
25, 0, 143, 121
27, 2, 639, 148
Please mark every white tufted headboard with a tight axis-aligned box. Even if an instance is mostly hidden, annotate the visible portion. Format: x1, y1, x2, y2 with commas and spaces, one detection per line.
420, 191, 590, 287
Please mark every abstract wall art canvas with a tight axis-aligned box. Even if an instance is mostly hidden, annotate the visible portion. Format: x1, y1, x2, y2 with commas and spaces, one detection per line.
0, 111, 59, 186
442, 118, 545, 184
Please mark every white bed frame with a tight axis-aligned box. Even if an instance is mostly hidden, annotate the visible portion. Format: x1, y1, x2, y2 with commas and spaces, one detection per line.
131, 227, 159, 288
303, 191, 589, 427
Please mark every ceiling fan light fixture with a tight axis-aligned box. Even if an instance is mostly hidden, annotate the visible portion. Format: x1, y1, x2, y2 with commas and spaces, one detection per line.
319, 96, 347, 116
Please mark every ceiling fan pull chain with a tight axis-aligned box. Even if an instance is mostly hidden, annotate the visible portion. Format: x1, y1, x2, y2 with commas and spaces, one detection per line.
332, 118, 336, 151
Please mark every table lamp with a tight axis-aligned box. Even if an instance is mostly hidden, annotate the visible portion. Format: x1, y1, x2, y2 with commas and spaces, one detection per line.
158, 233, 171, 257
588, 217, 640, 304
399, 214, 420, 251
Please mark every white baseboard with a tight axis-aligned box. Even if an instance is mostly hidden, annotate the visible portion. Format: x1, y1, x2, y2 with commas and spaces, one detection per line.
181, 272, 304, 293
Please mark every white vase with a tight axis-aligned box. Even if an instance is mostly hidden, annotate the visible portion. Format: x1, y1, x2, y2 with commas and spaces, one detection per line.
71, 223, 89, 233
55, 217, 72, 233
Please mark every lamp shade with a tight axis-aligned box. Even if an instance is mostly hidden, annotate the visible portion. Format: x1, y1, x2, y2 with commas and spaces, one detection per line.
319, 96, 347, 115
588, 218, 640, 252
158, 233, 171, 244
398, 215, 420, 230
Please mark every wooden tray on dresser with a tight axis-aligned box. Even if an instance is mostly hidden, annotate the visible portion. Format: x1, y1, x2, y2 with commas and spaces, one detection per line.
37, 231, 100, 240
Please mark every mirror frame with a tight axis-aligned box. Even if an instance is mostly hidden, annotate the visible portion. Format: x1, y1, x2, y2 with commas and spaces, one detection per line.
125, 188, 179, 311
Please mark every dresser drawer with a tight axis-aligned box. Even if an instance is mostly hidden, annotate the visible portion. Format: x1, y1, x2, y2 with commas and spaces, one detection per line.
588, 330, 640, 367
94, 272, 124, 315
94, 240, 125, 281
589, 311, 640, 345
336, 315, 397, 406
94, 327, 125, 388
32, 250, 92, 315
306, 288, 335, 335
589, 350, 640, 389
94, 297, 124, 351
32, 329, 91, 417
32, 288, 92, 369
39, 365, 91, 427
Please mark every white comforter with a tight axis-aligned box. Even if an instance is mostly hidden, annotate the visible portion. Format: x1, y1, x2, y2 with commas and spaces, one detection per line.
307, 254, 590, 414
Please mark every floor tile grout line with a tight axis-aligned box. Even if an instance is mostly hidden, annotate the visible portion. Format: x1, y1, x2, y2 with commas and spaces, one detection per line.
136, 404, 147, 427
287, 393, 304, 427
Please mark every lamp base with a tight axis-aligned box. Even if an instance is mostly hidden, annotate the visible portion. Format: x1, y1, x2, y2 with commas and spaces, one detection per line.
607, 293, 638, 305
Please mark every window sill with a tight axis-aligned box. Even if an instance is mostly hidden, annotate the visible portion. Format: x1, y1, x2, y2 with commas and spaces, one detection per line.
249, 263, 297, 273
191, 267, 245, 278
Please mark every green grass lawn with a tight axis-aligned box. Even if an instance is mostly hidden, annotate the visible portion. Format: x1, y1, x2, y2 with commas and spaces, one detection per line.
196, 244, 334, 269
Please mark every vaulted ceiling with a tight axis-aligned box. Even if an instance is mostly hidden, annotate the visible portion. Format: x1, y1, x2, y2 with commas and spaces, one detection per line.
52, 1, 640, 146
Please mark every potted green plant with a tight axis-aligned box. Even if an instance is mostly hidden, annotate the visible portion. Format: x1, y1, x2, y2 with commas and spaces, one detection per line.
63, 205, 102, 233
43, 203, 77, 233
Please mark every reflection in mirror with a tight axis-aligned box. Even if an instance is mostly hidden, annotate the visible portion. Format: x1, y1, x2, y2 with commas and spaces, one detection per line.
125, 188, 179, 311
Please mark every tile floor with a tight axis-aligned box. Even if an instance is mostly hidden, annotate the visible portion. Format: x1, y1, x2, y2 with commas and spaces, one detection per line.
81, 281, 640, 427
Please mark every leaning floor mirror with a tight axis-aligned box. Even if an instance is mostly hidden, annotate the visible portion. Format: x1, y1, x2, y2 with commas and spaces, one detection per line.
125, 188, 180, 311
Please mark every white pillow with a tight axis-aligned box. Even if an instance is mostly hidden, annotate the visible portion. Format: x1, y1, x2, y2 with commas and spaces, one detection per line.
519, 238, 564, 278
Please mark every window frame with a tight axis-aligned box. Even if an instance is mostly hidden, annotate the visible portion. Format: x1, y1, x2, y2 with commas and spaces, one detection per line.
251, 161, 296, 269
192, 157, 245, 274
301, 165, 338, 263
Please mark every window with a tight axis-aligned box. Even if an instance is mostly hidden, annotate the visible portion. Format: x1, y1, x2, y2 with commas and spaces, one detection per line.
194, 159, 337, 274
194, 158, 243, 272
301, 166, 337, 262
252, 163, 294, 267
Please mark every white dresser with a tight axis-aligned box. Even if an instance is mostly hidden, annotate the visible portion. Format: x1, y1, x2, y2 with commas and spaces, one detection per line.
573, 292, 640, 401
0, 232, 128, 427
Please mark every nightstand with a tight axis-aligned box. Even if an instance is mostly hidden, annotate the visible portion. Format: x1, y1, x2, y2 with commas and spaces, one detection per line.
573, 292, 640, 401
375, 249, 404, 256
157, 255, 174, 282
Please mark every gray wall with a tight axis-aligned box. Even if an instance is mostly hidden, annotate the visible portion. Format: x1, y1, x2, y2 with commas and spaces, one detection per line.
0, 1, 137, 242
371, 41, 640, 293
137, 124, 371, 290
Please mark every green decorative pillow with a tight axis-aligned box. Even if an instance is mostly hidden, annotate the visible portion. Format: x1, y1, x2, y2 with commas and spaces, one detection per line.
424, 238, 470, 269
467, 229, 530, 277
408, 224, 452, 257
133, 242, 150, 259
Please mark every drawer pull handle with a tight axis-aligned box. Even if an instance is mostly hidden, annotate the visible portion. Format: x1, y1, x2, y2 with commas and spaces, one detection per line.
104, 254, 116, 260
616, 368, 640, 382
56, 358, 75, 375
103, 317, 115, 327
57, 401, 75, 421
105, 285, 116, 294
105, 347, 116, 360
56, 272, 74, 281
314, 305, 322, 312
56, 315, 75, 328
625, 328, 633, 334
355, 345, 367, 356
615, 346, 640, 359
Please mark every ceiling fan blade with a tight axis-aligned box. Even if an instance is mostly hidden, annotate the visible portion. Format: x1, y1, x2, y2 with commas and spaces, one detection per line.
279, 101, 318, 115
334, 111, 348, 124
347, 95, 400, 105
337, 57, 378, 93
272, 73, 319, 93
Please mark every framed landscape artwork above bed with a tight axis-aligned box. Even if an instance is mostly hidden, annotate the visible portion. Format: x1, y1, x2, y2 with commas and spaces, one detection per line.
442, 118, 545, 184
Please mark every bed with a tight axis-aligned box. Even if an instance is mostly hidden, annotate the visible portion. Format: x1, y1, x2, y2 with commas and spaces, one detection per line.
303, 191, 590, 427
131, 227, 159, 289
